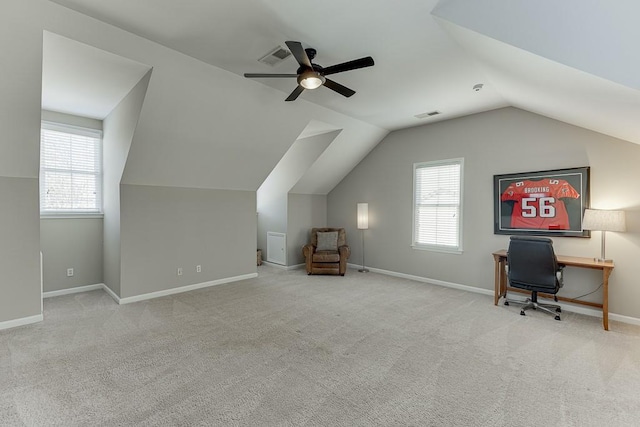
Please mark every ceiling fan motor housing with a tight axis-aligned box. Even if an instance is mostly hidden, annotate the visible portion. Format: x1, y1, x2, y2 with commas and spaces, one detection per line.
304, 48, 317, 61
244, 41, 374, 101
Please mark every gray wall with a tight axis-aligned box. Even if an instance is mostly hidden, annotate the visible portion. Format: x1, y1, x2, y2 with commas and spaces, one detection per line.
256, 132, 337, 258
1, 0, 385, 325
0, 1, 42, 323
287, 193, 327, 265
40, 111, 104, 293
103, 71, 151, 297
119, 185, 256, 299
40, 218, 103, 292
328, 107, 640, 319
0, 178, 41, 322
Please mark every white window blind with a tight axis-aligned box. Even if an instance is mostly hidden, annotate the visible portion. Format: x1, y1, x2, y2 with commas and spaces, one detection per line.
40, 122, 102, 214
413, 158, 463, 252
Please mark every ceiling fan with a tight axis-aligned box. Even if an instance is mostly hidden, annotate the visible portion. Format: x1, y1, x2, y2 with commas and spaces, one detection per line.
244, 41, 374, 101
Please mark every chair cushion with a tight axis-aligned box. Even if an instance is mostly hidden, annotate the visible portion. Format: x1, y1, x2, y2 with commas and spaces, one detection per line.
316, 231, 338, 251
313, 250, 340, 263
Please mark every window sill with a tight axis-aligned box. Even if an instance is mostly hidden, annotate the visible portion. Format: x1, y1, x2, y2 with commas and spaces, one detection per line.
40, 214, 104, 219
411, 244, 463, 255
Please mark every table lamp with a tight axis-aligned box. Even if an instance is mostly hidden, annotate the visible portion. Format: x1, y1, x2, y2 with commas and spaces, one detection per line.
357, 203, 369, 272
582, 209, 626, 262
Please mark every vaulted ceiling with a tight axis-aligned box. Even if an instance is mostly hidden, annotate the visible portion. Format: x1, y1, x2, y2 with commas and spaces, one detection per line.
46, 0, 640, 145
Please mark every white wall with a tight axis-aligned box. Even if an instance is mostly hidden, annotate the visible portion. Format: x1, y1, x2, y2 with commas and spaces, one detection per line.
328, 107, 640, 319
41, 110, 102, 130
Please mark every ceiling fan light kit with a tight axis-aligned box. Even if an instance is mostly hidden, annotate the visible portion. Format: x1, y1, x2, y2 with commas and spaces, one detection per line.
244, 41, 374, 101
298, 70, 325, 89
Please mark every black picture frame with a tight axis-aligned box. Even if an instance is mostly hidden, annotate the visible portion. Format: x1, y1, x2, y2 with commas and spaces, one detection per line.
494, 167, 590, 237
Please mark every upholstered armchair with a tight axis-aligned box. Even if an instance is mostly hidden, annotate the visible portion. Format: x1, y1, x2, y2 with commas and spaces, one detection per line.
302, 228, 350, 275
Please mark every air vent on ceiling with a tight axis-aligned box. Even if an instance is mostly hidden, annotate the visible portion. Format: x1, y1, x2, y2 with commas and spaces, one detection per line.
258, 46, 292, 66
414, 111, 441, 119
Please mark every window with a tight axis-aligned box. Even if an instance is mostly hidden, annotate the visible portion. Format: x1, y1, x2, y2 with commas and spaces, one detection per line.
40, 122, 102, 215
413, 158, 463, 252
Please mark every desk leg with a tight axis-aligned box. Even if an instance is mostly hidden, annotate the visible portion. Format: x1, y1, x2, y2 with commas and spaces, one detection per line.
500, 260, 507, 298
603, 267, 613, 331
494, 257, 500, 305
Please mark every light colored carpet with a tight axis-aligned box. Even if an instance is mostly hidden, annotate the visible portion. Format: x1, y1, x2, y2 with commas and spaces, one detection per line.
2, 265, 640, 426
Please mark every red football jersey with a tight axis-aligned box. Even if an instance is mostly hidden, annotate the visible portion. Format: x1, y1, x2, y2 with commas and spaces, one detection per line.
501, 179, 580, 229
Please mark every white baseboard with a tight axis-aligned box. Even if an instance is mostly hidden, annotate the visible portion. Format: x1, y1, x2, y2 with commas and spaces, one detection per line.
262, 261, 305, 271
347, 263, 640, 327
117, 273, 258, 305
350, 264, 494, 297
101, 284, 121, 304
0, 313, 43, 331
609, 312, 640, 327
43, 283, 104, 298
39, 274, 259, 306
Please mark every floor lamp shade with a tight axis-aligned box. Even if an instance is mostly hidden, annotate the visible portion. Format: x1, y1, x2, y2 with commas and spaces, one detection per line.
357, 203, 369, 272
582, 209, 626, 262
357, 203, 369, 230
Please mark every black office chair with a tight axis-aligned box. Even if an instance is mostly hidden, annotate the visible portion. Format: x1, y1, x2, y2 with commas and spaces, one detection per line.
504, 236, 564, 321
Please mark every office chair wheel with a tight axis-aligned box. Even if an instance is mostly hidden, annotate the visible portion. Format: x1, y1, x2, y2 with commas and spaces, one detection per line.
554, 315, 561, 321
556, 307, 561, 313
520, 310, 525, 316
504, 301, 509, 306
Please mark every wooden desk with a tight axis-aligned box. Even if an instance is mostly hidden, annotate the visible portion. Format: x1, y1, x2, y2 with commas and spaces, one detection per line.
492, 250, 615, 330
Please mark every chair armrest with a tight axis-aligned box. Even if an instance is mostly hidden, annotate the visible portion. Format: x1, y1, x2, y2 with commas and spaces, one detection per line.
302, 244, 315, 258
338, 245, 350, 275
557, 265, 565, 288
302, 244, 315, 274
338, 245, 350, 259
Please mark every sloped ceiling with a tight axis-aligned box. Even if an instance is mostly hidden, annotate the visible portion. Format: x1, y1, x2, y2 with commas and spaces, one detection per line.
42, 32, 151, 119
34, 0, 387, 194
48, 0, 508, 130
433, 0, 640, 144
48, 0, 640, 145
38, 0, 640, 196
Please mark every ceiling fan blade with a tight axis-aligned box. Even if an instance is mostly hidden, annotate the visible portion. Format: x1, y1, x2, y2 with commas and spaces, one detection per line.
322, 56, 374, 76
244, 73, 298, 78
323, 78, 355, 98
285, 85, 305, 101
285, 41, 312, 68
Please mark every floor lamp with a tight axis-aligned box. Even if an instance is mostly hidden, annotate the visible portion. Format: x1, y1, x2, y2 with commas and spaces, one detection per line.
582, 208, 626, 262
357, 203, 369, 272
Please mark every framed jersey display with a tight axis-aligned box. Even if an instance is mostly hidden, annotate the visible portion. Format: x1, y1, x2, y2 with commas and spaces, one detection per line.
494, 167, 590, 237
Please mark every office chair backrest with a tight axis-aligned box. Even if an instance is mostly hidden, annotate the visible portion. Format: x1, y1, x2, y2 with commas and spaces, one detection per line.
507, 236, 559, 291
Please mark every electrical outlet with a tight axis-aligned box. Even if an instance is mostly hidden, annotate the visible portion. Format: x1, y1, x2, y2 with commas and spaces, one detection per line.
67, 268, 74, 277
196, 265, 201, 273
177, 267, 183, 276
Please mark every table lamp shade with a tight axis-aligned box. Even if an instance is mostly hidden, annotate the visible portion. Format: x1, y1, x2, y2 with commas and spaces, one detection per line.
582, 209, 626, 232
357, 203, 369, 230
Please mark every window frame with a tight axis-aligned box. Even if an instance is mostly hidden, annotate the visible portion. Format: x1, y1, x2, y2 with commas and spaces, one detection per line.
39, 121, 103, 217
412, 157, 464, 254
